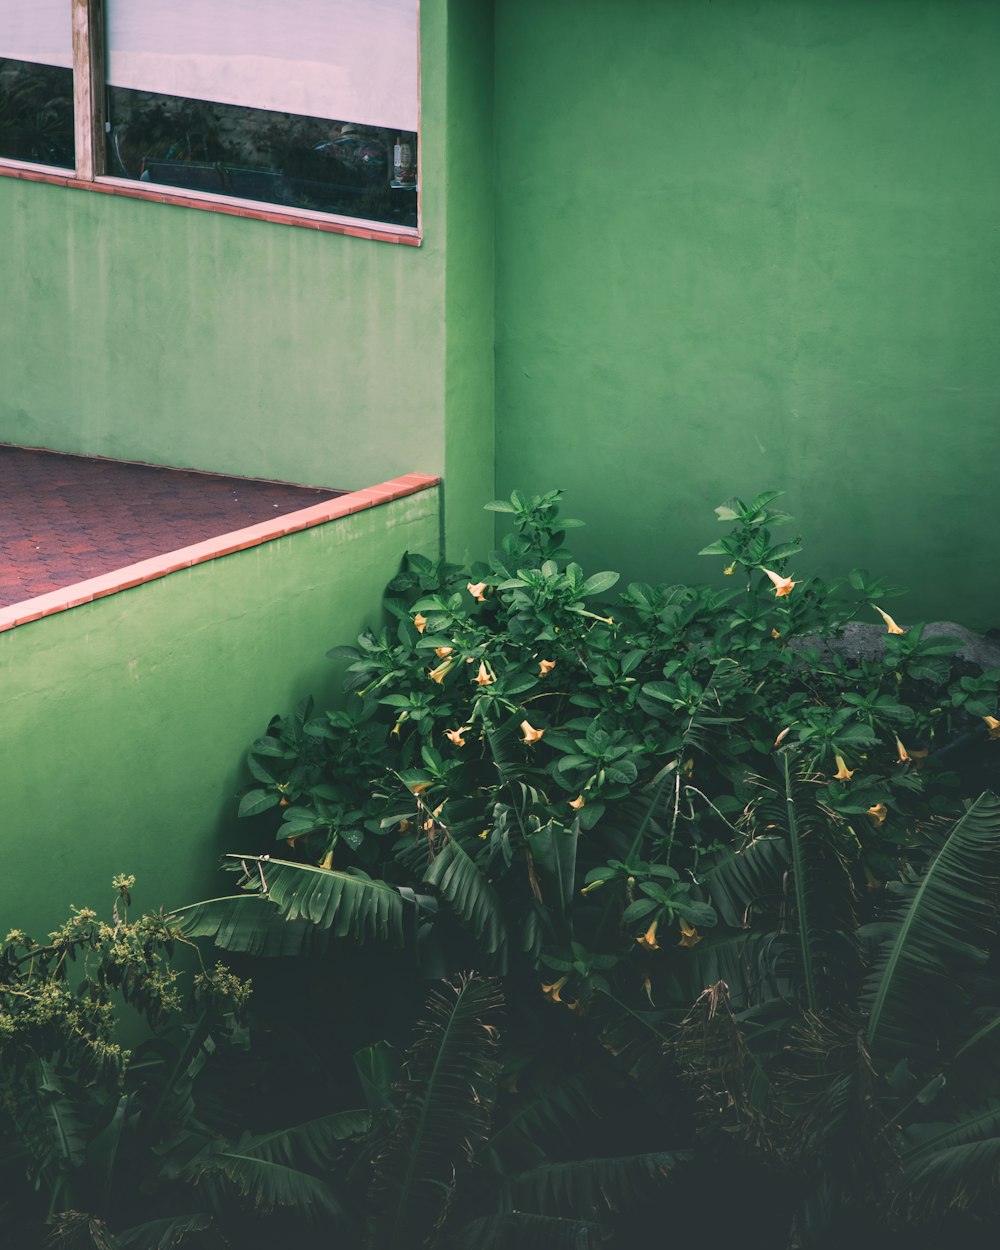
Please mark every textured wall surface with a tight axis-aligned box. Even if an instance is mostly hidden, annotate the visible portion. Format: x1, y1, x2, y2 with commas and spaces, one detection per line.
494, 0, 1000, 626
0, 489, 440, 934
0, 175, 445, 490
0, 2, 496, 549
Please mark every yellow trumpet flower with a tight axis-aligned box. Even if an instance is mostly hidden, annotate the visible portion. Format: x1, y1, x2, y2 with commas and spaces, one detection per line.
569, 794, 586, 811
445, 727, 467, 747
319, 850, 334, 870
520, 720, 544, 744
541, 976, 568, 1004
475, 661, 495, 686
411, 782, 431, 795
538, 659, 557, 676
983, 716, 1000, 739
833, 755, 854, 781
867, 803, 888, 826
894, 736, 912, 764
467, 581, 488, 602
434, 645, 454, 658
428, 658, 455, 684
724, 563, 736, 576
678, 920, 702, 948
413, 613, 427, 634
761, 567, 798, 597
774, 726, 792, 747
873, 605, 906, 635
636, 920, 660, 951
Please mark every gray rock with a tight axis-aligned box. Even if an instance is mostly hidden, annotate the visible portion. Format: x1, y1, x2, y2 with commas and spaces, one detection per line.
791, 622, 1000, 671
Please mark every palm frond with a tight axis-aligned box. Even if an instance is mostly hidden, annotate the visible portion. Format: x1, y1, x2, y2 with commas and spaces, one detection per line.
671, 982, 778, 1151
170, 895, 332, 956
368, 974, 504, 1249
187, 1150, 341, 1218
449, 1212, 609, 1249
509, 1150, 689, 1217
234, 1109, 371, 1169
484, 1072, 594, 1170
863, 792, 1000, 1065
699, 834, 788, 930
423, 839, 508, 960
778, 754, 860, 1011
615, 765, 675, 863
900, 1100, 1000, 1216
38, 1060, 87, 1169
482, 715, 528, 784
45, 1212, 120, 1250
228, 856, 412, 944
675, 928, 777, 1006
590, 991, 671, 1086
115, 1214, 215, 1250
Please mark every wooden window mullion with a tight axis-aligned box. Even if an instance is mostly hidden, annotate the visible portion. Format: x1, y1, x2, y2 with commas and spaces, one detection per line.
71, 0, 106, 181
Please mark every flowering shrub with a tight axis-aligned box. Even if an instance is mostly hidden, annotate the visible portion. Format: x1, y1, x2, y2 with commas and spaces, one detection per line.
231, 489, 999, 1002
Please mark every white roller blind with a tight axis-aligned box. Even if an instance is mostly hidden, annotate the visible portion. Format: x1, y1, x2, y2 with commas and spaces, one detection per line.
106, 0, 419, 132
0, 1, 73, 68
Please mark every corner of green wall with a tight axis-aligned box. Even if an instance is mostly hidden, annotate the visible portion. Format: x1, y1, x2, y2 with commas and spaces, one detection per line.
441, 0, 496, 565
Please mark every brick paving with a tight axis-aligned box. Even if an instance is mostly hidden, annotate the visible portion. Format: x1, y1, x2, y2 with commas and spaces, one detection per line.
0, 445, 343, 608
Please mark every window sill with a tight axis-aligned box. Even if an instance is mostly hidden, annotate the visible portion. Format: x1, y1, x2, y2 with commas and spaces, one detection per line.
0, 160, 421, 245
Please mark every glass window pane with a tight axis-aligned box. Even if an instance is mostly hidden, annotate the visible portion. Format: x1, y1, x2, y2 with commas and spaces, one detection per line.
0, 60, 74, 168
106, 88, 417, 227
0, 2, 74, 167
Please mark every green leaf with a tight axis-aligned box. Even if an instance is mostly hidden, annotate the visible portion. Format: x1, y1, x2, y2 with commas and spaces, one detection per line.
234, 1109, 371, 1169
451, 1214, 608, 1249
580, 571, 620, 597
177, 857, 415, 948
187, 1149, 341, 1218
237, 789, 280, 818
355, 1042, 402, 1112
116, 1215, 213, 1250
368, 976, 504, 1249
764, 542, 802, 561
510, 1151, 690, 1217
864, 792, 1000, 1065
698, 539, 731, 556
424, 839, 508, 960
900, 1099, 1000, 1217
170, 895, 333, 956
37, 1060, 87, 1169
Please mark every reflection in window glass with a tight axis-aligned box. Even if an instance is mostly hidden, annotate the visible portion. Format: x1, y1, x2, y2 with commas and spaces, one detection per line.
106, 87, 417, 226
0, 58, 74, 167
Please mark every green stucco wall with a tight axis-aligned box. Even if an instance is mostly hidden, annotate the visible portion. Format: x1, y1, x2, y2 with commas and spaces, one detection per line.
0, 0, 494, 553
443, 0, 496, 564
494, 0, 1000, 627
0, 490, 440, 936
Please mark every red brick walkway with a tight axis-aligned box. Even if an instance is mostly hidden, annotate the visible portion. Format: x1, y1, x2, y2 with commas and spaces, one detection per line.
0, 445, 343, 608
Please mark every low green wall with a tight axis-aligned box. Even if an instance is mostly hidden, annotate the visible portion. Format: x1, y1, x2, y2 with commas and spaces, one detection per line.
0, 488, 440, 936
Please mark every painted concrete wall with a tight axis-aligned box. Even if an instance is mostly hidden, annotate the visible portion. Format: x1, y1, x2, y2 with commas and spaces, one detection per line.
0, 0, 494, 554
0, 489, 440, 935
493, 0, 1000, 627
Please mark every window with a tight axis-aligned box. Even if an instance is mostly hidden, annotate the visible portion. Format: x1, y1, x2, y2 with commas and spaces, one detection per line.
0, 0, 420, 241
0, 3, 74, 167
